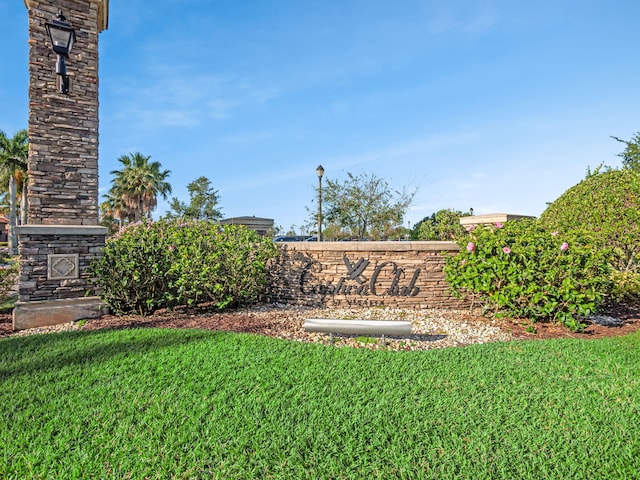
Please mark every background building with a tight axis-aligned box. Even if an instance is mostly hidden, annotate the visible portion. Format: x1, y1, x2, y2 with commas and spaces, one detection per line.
219, 216, 274, 236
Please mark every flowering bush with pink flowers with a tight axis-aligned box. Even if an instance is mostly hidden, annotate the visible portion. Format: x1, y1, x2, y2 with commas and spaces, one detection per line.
444, 219, 612, 330
90, 220, 278, 315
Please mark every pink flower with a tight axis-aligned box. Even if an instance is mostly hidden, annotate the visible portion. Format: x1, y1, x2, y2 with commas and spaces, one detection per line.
550, 231, 559, 236
169, 245, 175, 252
493, 222, 504, 229
466, 242, 475, 253
465, 224, 476, 232
560, 242, 569, 251
461, 259, 467, 265
502, 246, 511, 254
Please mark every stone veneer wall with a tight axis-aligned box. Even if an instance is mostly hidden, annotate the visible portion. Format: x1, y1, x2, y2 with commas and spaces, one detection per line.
26, 0, 101, 225
16, 226, 105, 302
266, 241, 468, 309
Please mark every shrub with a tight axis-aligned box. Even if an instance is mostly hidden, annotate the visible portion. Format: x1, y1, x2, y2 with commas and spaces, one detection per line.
166, 222, 279, 309
540, 168, 640, 272
90, 220, 278, 315
0, 247, 17, 302
609, 270, 640, 304
411, 208, 472, 240
444, 219, 612, 330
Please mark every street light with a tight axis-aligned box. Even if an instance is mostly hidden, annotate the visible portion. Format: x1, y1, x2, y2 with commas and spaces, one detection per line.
45, 10, 76, 94
316, 165, 324, 242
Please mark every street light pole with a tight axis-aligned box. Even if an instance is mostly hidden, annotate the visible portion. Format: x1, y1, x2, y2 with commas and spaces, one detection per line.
316, 165, 324, 242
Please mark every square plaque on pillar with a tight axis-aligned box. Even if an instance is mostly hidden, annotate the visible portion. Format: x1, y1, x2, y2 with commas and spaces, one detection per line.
48, 254, 80, 280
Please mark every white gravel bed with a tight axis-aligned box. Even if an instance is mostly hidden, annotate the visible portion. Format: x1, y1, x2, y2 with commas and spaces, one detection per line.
7, 304, 515, 351
248, 304, 514, 351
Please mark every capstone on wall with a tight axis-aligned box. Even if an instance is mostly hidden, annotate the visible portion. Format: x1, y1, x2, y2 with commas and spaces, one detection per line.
266, 241, 469, 309
26, 0, 101, 225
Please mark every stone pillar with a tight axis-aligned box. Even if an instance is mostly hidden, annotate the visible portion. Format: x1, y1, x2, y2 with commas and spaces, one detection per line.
14, 0, 110, 330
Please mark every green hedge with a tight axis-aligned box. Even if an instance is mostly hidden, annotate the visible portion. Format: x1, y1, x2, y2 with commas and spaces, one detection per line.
540, 168, 640, 272
90, 220, 278, 315
0, 247, 17, 304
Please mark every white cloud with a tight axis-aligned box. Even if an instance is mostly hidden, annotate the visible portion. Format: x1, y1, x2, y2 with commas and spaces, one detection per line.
104, 71, 277, 129
425, 1, 500, 35
222, 131, 274, 144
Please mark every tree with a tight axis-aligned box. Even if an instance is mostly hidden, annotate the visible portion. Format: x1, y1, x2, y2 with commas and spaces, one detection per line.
321, 223, 345, 241
286, 225, 297, 236
15, 169, 28, 225
0, 129, 28, 253
611, 132, 640, 171
101, 188, 135, 228
106, 152, 172, 223
164, 176, 222, 221
270, 225, 283, 237
411, 208, 473, 240
316, 171, 416, 240
98, 200, 123, 235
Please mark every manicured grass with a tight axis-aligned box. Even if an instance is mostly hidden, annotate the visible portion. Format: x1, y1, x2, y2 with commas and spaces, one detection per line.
1, 328, 639, 479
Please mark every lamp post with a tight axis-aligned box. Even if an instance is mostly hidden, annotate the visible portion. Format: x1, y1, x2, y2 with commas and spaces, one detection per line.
45, 10, 76, 94
316, 165, 324, 242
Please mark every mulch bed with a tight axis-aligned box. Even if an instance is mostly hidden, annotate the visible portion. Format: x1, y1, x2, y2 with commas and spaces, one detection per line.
1, 303, 639, 343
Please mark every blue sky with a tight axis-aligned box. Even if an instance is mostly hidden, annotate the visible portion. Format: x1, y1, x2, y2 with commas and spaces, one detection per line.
1, 1, 639, 233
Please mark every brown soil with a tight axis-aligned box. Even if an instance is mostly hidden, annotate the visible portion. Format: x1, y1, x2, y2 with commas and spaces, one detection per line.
1, 303, 639, 343
495, 304, 640, 340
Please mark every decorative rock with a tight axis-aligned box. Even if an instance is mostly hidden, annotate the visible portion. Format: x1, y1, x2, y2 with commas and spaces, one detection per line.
303, 318, 412, 336
587, 315, 625, 327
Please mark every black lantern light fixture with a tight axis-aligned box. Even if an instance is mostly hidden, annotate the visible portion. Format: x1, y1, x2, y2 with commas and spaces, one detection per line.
45, 10, 76, 94
316, 165, 325, 242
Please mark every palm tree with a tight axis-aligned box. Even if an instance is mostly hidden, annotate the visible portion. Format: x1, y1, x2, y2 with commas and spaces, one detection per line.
107, 152, 172, 223
0, 129, 28, 254
15, 169, 28, 226
101, 188, 134, 227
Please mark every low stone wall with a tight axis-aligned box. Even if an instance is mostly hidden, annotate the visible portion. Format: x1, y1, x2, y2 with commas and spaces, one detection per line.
266, 241, 468, 309
15, 225, 106, 302
13, 225, 108, 330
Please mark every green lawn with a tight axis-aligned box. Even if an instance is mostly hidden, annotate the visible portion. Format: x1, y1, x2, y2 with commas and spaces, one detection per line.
1, 327, 639, 479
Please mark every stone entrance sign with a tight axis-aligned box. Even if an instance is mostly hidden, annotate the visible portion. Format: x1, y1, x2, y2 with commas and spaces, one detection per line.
267, 241, 468, 309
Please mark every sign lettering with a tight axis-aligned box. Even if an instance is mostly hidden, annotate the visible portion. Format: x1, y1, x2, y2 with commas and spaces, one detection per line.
300, 255, 421, 298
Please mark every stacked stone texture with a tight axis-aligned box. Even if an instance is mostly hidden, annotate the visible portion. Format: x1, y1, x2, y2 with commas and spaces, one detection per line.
266, 242, 469, 309
17, 231, 105, 302
15, 0, 107, 324
26, 0, 100, 225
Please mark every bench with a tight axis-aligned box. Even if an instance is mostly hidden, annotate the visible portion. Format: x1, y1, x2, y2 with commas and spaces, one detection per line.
303, 318, 412, 337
